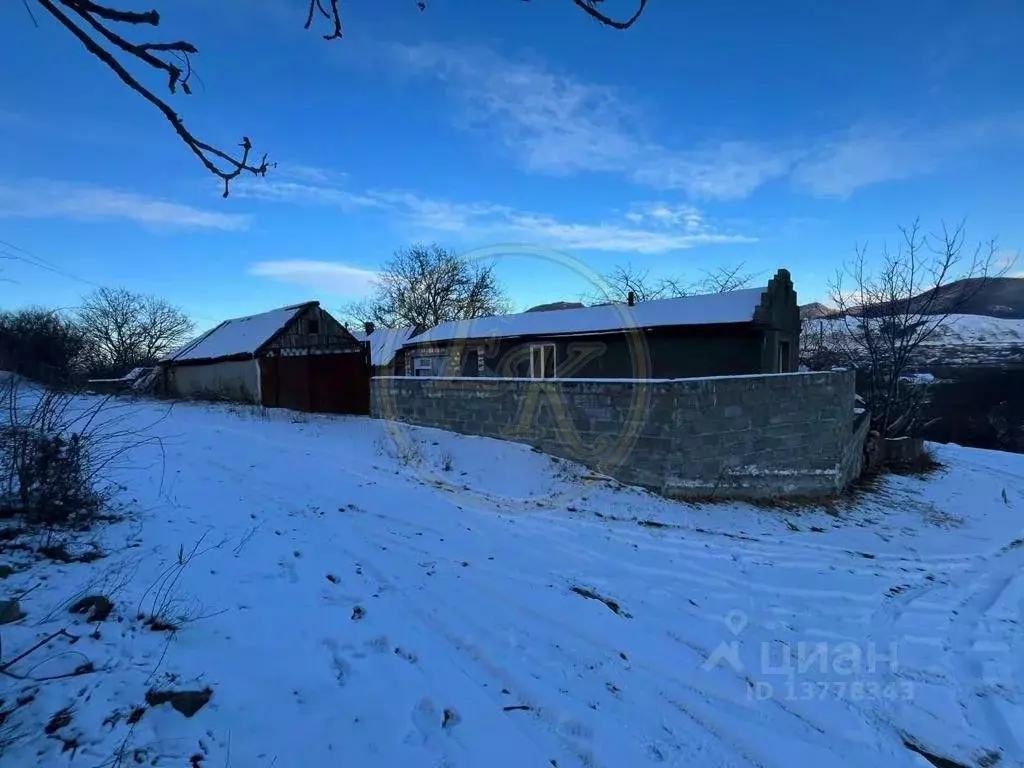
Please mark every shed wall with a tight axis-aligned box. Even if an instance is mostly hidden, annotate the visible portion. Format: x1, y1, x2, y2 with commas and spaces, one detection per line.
167, 359, 259, 402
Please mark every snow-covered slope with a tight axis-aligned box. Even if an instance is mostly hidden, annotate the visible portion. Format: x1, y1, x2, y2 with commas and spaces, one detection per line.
806, 313, 1024, 364
810, 313, 1024, 346
924, 314, 1024, 346
3, 399, 1024, 767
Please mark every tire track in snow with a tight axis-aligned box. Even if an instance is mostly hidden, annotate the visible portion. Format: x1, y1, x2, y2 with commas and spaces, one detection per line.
944, 540, 1024, 764
339, 515, 766, 767
347, 514, 891, 768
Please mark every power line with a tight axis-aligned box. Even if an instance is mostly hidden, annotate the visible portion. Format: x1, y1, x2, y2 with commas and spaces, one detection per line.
0, 239, 236, 327
0, 239, 102, 288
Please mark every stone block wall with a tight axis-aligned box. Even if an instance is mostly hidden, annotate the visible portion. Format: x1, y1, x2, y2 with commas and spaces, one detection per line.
372, 370, 864, 499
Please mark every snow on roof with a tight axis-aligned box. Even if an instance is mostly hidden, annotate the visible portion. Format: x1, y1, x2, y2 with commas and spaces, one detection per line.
167, 303, 313, 363
406, 287, 766, 346
351, 327, 417, 366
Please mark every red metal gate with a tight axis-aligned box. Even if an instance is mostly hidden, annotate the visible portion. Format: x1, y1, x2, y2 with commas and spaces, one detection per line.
260, 351, 370, 414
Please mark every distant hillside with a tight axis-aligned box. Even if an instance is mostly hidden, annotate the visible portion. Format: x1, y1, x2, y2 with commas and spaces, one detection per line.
855, 277, 1024, 319
799, 302, 834, 320
525, 301, 586, 313
909, 277, 1024, 318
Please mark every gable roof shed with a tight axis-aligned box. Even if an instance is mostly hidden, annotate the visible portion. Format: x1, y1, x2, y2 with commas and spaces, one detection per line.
165, 302, 316, 365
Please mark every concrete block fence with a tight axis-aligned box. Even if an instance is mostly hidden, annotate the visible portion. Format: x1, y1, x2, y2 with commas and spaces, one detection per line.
371, 370, 866, 499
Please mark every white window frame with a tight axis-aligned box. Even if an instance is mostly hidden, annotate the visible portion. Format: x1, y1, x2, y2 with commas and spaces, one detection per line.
413, 356, 435, 376
529, 343, 557, 379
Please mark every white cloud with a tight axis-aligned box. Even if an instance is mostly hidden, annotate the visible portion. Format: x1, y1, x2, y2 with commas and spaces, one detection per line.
248, 178, 754, 254
632, 142, 797, 200
625, 203, 705, 232
249, 260, 379, 295
0, 180, 249, 231
789, 127, 936, 198
390, 43, 641, 176
385, 42, 793, 199
791, 114, 1024, 198
382, 42, 1024, 201
497, 212, 754, 253
234, 178, 383, 210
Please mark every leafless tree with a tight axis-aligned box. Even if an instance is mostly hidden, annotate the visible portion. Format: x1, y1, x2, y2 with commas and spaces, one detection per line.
590, 263, 674, 303
77, 287, 194, 375
342, 244, 511, 330
695, 263, 757, 293
587, 262, 755, 304
23, 0, 649, 195
0, 308, 86, 385
826, 219, 1001, 437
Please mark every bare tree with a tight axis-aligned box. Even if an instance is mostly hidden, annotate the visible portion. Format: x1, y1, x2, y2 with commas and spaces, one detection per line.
695, 263, 757, 293
23, 0, 649, 195
827, 219, 1001, 437
342, 244, 511, 330
588, 263, 676, 304
0, 308, 86, 385
587, 262, 755, 304
77, 287, 194, 375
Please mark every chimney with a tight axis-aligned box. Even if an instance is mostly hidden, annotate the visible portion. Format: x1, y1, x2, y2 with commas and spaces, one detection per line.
627, 290, 636, 307
364, 321, 375, 336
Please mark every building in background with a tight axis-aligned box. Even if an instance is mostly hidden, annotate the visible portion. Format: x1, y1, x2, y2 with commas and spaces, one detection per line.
399, 269, 801, 380
160, 301, 371, 414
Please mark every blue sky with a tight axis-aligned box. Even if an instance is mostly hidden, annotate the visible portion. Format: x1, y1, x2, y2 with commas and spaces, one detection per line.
1, 0, 1022, 329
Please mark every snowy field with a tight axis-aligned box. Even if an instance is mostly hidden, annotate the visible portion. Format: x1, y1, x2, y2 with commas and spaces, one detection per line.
3, 396, 1024, 767
807, 314, 1024, 364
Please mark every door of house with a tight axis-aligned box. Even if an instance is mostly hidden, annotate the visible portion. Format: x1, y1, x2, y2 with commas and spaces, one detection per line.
309, 352, 370, 414
777, 340, 792, 373
261, 354, 311, 411
259, 351, 370, 414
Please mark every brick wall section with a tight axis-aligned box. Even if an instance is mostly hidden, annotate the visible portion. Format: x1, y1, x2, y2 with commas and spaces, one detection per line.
839, 410, 872, 489
371, 370, 860, 499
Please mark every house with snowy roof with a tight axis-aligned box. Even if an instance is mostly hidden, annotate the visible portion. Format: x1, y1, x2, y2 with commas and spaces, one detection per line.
160, 301, 372, 413
350, 322, 423, 376
399, 269, 801, 380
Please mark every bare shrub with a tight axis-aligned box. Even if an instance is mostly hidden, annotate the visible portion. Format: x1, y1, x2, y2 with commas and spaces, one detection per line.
0, 376, 166, 544
373, 433, 424, 466
137, 532, 227, 632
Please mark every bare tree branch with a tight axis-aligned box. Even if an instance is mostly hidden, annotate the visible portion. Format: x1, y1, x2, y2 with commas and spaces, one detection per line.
586, 262, 754, 305
28, 0, 649, 194
570, 0, 649, 30
34, 0, 271, 196
21, 0, 40, 27
819, 218, 1003, 437
304, 0, 343, 40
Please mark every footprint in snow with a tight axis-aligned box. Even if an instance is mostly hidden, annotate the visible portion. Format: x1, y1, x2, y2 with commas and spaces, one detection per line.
279, 558, 299, 584
407, 698, 440, 744
363, 635, 389, 654
395, 646, 418, 664
323, 639, 351, 687
406, 698, 461, 751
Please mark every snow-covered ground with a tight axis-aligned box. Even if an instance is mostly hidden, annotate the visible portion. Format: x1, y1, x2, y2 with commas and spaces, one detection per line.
809, 314, 1024, 346
807, 314, 1024, 364
3, 396, 1024, 767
